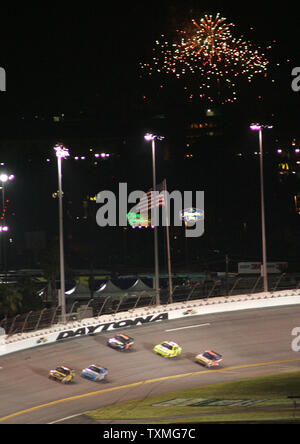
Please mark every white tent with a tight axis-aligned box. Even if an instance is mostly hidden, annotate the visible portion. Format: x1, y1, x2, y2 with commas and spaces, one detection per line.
94, 279, 127, 299
66, 282, 91, 301
127, 279, 154, 295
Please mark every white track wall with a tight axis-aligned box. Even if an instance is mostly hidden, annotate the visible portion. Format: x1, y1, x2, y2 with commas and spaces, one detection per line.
0, 289, 300, 356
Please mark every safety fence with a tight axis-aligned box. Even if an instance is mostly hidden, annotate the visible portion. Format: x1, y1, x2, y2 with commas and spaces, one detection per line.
1, 273, 299, 336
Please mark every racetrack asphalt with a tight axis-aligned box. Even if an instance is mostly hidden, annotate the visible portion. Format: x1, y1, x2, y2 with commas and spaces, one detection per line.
0, 304, 300, 424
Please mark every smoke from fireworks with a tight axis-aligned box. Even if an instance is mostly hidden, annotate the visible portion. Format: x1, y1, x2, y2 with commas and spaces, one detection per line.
140, 13, 270, 104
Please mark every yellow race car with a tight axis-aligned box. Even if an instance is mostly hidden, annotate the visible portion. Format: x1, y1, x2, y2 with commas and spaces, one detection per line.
153, 341, 182, 358
48, 366, 75, 383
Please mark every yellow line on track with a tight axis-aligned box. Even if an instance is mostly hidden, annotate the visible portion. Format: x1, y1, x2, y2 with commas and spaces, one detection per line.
1, 356, 300, 422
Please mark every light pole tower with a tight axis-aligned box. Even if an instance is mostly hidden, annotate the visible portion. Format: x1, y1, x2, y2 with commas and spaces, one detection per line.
144, 133, 164, 305
0, 173, 14, 276
250, 123, 273, 292
54, 144, 69, 323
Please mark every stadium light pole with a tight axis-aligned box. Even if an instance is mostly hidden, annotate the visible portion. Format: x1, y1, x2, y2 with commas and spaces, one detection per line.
54, 144, 69, 323
250, 123, 273, 292
0, 173, 14, 276
144, 133, 164, 305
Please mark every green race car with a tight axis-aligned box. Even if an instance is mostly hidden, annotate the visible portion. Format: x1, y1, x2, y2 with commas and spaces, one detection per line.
153, 341, 182, 358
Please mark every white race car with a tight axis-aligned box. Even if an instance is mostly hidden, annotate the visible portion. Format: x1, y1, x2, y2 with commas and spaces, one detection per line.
195, 350, 222, 368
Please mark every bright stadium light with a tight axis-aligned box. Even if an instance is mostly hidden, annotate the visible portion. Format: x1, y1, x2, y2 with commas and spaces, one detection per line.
144, 133, 165, 142
144, 133, 155, 141
250, 123, 273, 131
54, 144, 70, 159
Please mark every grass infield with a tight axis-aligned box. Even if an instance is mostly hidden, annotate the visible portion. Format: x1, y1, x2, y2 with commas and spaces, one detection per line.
86, 371, 300, 423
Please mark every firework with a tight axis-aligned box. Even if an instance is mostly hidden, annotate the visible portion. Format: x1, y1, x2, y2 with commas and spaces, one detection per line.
140, 13, 269, 104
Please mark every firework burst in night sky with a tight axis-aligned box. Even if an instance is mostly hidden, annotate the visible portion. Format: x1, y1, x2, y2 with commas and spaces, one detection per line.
140, 13, 270, 104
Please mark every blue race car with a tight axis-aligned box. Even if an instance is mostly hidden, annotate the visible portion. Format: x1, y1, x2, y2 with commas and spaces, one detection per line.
81, 364, 108, 381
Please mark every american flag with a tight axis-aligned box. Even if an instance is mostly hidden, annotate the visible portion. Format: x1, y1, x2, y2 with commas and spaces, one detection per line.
133, 181, 166, 215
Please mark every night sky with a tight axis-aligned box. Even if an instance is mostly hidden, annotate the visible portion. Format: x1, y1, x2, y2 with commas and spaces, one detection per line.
0, 1, 299, 119
0, 1, 299, 272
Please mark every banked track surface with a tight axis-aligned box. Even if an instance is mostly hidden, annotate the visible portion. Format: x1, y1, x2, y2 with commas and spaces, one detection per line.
1, 304, 300, 424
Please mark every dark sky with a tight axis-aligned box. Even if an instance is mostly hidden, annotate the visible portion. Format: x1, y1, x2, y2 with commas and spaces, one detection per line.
0, 1, 299, 269
0, 1, 299, 118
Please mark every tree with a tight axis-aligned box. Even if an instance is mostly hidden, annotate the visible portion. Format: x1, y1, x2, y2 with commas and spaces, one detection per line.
39, 245, 77, 307
40, 246, 60, 306
16, 277, 43, 313
0, 284, 23, 317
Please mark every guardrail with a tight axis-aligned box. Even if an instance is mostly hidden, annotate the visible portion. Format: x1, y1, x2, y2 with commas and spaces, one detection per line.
1, 274, 300, 337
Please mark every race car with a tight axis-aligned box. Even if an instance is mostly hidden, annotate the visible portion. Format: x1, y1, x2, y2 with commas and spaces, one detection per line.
48, 366, 75, 383
81, 364, 108, 382
153, 341, 182, 358
195, 350, 222, 368
107, 333, 134, 351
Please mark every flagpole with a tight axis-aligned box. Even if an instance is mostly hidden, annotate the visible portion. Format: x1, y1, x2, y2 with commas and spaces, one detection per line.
163, 179, 173, 303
